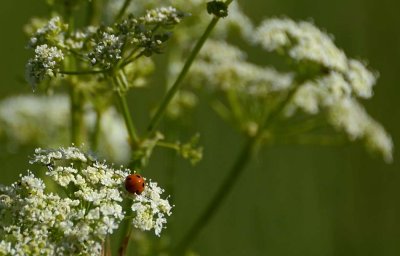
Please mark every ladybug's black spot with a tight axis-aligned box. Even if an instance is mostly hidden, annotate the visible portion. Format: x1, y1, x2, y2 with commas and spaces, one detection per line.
142, 183, 145, 187
136, 175, 141, 178
126, 177, 131, 180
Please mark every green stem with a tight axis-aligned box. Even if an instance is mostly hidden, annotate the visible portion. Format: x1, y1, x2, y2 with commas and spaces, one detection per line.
115, 0, 132, 21
86, 0, 101, 26
91, 110, 102, 151
60, 70, 107, 75
156, 141, 179, 150
147, 0, 235, 133
174, 135, 261, 254
174, 85, 299, 253
112, 76, 139, 146
69, 86, 85, 145
147, 17, 220, 133
118, 223, 132, 256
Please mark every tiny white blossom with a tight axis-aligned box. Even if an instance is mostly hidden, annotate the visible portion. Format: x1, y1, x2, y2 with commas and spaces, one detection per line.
88, 32, 123, 69
25, 44, 64, 87
0, 147, 129, 255
28, 16, 67, 48
140, 6, 185, 25
131, 181, 173, 236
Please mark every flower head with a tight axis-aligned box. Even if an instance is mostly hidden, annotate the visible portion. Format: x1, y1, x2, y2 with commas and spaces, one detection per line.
0, 146, 173, 255
131, 180, 173, 236
25, 44, 64, 88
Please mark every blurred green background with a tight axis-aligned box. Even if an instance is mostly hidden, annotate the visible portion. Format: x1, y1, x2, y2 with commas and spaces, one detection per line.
0, 0, 399, 255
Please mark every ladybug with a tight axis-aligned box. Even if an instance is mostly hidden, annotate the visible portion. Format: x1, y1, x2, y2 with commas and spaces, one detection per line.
125, 174, 145, 195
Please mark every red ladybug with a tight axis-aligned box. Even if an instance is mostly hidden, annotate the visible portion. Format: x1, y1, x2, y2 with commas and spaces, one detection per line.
125, 174, 145, 195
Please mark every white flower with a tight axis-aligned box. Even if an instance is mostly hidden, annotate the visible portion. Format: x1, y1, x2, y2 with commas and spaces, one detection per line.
346, 59, 377, 98
0, 146, 174, 254
140, 6, 185, 25
89, 32, 123, 69
286, 72, 393, 162
328, 98, 393, 162
189, 40, 294, 95
131, 181, 172, 236
28, 16, 67, 48
25, 44, 64, 87
0, 147, 129, 255
254, 18, 348, 72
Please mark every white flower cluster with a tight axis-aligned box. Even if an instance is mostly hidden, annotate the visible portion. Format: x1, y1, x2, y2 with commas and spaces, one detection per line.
89, 32, 123, 69
28, 16, 67, 48
0, 94, 130, 164
25, 44, 64, 87
0, 146, 173, 255
253, 18, 379, 100
0, 147, 128, 255
131, 181, 172, 236
140, 6, 185, 25
251, 18, 393, 162
189, 40, 294, 95
288, 72, 392, 162
111, 0, 253, 41
254, 18, 348, 72
183, 16, 392, 161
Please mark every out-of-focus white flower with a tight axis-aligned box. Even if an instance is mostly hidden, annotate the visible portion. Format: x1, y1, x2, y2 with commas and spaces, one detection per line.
0, 94, 130, 164
188, 40, 294, 95
140, 6, 185, 25
328, 98, 393, 162
131, 181, 172, 236
346, 59, 377, 98
286, 72, 392, 162
254, 18, 348, 72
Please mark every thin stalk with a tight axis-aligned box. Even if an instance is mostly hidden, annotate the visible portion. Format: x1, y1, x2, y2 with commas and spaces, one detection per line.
174, 85, 299, 253
174, 135, 261, 254
115, 0, 132, 21
147, 17, 220, 133
91, 110, 102, 151
118, 223, 133, 256
112, 76, 140, 146
69, 86, 85, 145
156, 141, 180, 150
147, 0, 235, 133
60, 70, 107, 75
86, 0, 101, 26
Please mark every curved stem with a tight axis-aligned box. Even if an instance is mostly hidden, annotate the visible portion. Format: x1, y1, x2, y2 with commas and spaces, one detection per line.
174, 84, 299, 253
147, 17, 220, 133
174, 135, 261, 254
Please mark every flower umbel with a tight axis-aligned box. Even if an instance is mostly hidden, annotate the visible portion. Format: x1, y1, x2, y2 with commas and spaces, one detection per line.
25, 44, 64, 88
131, 180, 173, 236
0, 146, 173, 255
